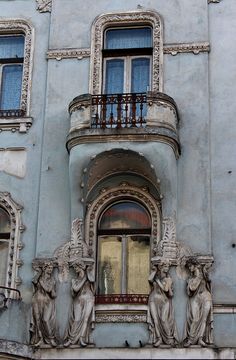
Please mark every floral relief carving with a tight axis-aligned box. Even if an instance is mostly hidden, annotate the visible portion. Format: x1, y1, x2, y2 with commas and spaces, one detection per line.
0, 20, 34, 115
90, 10, 163, 94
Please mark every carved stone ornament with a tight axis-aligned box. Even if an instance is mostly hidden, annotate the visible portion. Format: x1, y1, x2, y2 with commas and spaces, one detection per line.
63, 261, 95, 348
183, 256, 214, 347
47, 48, 90, 61
85, 182, 161, 273
90, 10, 163, 94
96, 313, 146, 323
0, 20, 34, 115
164, 42, 210, 56
153, 217, 179, 264
30, 258, 58, 347
147, 259, 179, 347
0, 192, 25, 297
54, 218, 94, 282
36, 0, 52, 12
208, 0, 221, 3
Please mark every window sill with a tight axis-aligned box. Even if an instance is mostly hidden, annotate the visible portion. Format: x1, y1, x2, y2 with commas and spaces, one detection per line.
0, 117, 33, 133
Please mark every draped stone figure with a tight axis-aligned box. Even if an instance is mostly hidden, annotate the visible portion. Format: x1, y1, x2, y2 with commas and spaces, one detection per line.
63, 261, 95, 347
147, 260, 178, 347
30, 260, 58, 347
183, 257, 213, 347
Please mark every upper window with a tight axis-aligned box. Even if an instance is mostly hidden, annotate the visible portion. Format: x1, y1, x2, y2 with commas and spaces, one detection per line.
0, 20, 33, 132
103, 27, 152, 94
97, 201, 151, 296
0, 35, 25, 111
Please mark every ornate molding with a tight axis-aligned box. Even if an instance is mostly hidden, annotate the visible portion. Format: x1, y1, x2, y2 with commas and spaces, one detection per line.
47, 48, 90, 61
90, 10, 163, 94
36, 0, 52, 12
164, 42, 210, 56
85, 182, 161, 280
0, 117, 33, 133
96, 313, 147, 323
153, 217, 179, 264
54, 218, 94, 282
0, 192, 25, 297
208, 0, 221, 3
0, 19, 34, 117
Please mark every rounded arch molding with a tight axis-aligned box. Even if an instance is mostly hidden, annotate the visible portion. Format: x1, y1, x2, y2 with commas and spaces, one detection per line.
85, 182, 162, 263
90, 9, 163, 94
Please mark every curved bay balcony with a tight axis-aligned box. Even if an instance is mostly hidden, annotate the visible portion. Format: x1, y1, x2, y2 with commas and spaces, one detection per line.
67, 91, 180, 158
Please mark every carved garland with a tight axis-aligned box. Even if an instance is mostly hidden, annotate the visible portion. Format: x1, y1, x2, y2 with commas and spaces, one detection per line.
85, 182, 162, 272
90, 10, 163, 94
0, 20, 34, 115
0, 192, 25, 297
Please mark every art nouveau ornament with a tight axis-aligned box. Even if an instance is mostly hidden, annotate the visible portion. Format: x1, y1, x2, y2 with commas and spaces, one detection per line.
63, 260, 95, 347
30, 258, 58, 347
183, 257, 214, 347
147, 259, 178, 347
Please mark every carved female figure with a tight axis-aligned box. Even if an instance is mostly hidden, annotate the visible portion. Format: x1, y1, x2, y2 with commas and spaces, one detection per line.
63, 261, 95, 347
147, 260, 178, 347
183, 258, 213, 347
30, 261, 58, 347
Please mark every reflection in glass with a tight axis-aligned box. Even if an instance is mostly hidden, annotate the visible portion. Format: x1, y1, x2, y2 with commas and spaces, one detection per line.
98, 236, 122, 295
0, 241, 9, 286
127, 236, 150, 294
99, 201, 151, 230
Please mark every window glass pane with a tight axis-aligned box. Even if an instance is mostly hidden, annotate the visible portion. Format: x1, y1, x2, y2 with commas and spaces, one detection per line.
105, 59, 124, 94
0, 241, 9, 286
98, 236, 122, 294
0, 36, 24, 59
127, 235, 150, 294
99, 202, 151, 230
131, 57, 150, 93
105, 28, 152, 49
0, 64, 23, 109
0, 208, 10, 234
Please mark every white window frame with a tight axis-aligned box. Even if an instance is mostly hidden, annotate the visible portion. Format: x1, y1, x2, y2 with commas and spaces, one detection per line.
90, 10, 163, 95
103, 55, 152, 94
0, 20, 34, 132
0, 192, 25, 299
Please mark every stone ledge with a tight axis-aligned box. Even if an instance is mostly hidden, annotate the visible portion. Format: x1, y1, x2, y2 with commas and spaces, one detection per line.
36, 347, 235, 359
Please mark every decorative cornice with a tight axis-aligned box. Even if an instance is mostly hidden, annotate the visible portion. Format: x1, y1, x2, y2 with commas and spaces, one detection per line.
46, 41, 210, 61
47, 48, 90, 61
164, 42, 210, 56
36, 0, 52, 12
66, 127, 180, 159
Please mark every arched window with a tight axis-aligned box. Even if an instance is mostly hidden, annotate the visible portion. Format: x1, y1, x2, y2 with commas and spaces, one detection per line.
97, 201, 151, 296
0, 207, 10, 286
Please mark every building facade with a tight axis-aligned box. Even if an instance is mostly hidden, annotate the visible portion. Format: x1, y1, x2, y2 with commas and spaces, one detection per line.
0, 0, 235, 359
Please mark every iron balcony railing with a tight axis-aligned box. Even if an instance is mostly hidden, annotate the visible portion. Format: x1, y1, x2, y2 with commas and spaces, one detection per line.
91, 93, 147, 129
0, 109, 25, 118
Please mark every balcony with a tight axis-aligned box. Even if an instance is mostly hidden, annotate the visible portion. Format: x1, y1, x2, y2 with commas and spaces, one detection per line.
67, 91, 180, 157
